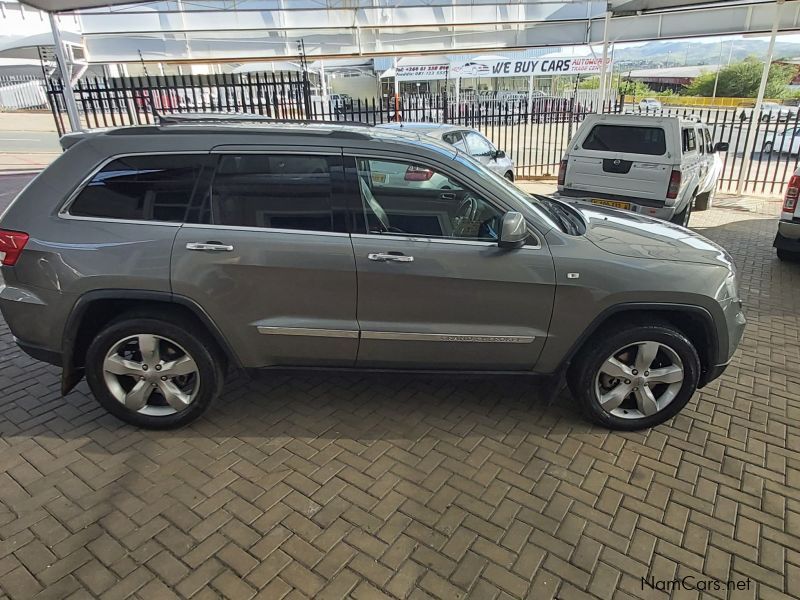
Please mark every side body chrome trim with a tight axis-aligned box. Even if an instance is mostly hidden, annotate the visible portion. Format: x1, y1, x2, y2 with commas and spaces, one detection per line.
350, 233, 542, 250
361, 331, 536, 343
258, 326, 535, 344
257, 326, 359, 338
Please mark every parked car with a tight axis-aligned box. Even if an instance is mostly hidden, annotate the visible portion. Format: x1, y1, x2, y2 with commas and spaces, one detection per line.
762, 127, 800, 155
556, 114, 728, 225
377, 123, 515, 181
638, 98, 662, 111
774, 168, 800, 261
0, 114, 744, 431
759, 102, 798, 122
329, 93, 352, 112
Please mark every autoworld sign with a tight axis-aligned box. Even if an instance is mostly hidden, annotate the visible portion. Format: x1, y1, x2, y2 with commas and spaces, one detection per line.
394, 57, 610, 81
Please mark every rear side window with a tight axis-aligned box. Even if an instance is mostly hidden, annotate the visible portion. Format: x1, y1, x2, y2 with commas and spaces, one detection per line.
682, 128, 697, 153
69, 155, 205, 222
209, 154, 345, 232
582, 125, 666, 155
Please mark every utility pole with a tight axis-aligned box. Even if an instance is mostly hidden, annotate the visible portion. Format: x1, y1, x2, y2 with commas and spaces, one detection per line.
737, 0, 784, 195
49, 13, 81, 132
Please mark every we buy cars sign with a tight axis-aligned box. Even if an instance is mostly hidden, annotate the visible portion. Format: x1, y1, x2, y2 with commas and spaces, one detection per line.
394, 57, 611, 81
453, 57, 610, 77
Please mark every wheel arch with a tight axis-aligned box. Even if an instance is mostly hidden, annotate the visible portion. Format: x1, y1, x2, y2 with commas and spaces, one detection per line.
562, 303, 720, 388
61, 290, 241, 395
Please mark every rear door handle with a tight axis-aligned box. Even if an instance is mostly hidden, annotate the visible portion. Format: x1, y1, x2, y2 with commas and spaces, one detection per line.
368, 253, 414, 263
186, 242, 234, 252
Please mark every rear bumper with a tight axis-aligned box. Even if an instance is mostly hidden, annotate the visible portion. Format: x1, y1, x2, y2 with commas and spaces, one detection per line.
554, 190, 677, 220
15, 337, 62, 366
774, 230, 800, 252
776, 220, 800, 241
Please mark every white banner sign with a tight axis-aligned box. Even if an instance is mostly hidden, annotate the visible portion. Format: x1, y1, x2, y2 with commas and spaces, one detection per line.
394, 57, 610, 81
395, 64, 451, 81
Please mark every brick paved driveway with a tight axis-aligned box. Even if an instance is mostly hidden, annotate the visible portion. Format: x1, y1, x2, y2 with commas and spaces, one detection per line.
1, 174, 798, 599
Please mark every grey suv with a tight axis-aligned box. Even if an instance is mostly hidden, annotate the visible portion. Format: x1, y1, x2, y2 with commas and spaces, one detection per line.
0, 116, 745, 430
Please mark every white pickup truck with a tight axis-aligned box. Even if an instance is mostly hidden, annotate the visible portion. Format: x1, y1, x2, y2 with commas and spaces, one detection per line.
555, 114, 728, 226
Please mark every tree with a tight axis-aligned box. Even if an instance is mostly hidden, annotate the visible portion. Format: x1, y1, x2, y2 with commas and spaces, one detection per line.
684, 57, 796, 98
578, 75, 654, 97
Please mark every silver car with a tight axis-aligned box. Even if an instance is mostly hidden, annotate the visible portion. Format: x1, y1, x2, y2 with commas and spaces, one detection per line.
0, 115, 744, 431
378, 123, 516, 181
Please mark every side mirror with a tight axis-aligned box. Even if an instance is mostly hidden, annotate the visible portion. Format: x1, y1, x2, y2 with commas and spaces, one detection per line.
498, 211, 527, 249
713, 142, 729, 153
493, 149, 506, 159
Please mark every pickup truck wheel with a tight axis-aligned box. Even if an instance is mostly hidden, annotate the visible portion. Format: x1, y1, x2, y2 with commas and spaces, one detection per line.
694, 187, 715, 211
85, 317, 224, 429
670, 200, 692, 226
570, 324, 701, 430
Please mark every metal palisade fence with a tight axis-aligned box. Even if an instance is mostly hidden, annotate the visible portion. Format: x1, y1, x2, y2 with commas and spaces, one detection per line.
42, 71, 800, 196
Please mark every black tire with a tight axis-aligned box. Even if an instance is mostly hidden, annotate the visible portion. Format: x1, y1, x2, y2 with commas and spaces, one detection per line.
670, 199, 692, 226
85, 315, 224, 429
694, 188, 714, 211
504, 171, 514, 182
568, 323, 701, 430
763, 141, 774, 154
777, 248, 800, 261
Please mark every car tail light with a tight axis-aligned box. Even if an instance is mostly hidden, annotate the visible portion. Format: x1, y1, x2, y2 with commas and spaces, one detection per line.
405, 165, 434, 181
666, 170, 681, 199
0, 230, 29, 266
783, 174, 800, 212
557, 159, 567, 186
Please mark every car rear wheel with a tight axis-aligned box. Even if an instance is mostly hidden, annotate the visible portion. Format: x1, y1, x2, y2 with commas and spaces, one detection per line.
570, 324, 701, 430
85, 316, 224, 428
670, 200, 692, 227
694, 187, 715, 211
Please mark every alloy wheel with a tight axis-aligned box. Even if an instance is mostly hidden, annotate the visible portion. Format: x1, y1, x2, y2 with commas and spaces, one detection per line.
102, 334, 200, 416
594, 341, 685, 420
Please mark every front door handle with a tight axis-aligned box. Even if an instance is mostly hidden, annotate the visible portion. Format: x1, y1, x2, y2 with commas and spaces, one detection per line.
368, 252, 414, 263
186, 242, 234, 252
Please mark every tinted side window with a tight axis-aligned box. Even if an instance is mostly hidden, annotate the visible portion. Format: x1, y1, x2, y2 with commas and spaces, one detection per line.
210, 154, 343, 232
582, 125, 666, 155
682, 128, 697, 153
69, 155, 205, 222
356, 157, 504, 240
442, 131, 467, 152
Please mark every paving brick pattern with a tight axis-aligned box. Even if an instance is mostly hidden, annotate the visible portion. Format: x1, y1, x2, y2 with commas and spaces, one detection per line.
1, 185, 799, 599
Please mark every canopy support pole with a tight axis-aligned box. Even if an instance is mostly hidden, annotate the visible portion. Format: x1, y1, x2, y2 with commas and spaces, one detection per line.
49, 13, 81, 132
597, 10, 611, 113
737, 0, 784, 195
454, 76, 460, 124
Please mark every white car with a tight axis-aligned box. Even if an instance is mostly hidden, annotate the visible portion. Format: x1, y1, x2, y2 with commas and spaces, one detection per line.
377, 123, 516, 182
774, 168, 800, 261
759, 102, 799, 122
763, 127, 800, 155
639, 98, 662, 111
556, 114, 727, 225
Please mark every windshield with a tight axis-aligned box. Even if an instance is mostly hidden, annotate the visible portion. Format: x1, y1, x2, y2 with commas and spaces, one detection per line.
454, 150, 579, 233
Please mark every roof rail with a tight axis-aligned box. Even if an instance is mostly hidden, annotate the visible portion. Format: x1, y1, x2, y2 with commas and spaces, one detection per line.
157, 112, 374, 128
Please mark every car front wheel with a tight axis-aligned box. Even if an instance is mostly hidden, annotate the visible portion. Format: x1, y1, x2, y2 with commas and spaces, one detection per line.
570, 323, 701, 430
85, 315, 224, 428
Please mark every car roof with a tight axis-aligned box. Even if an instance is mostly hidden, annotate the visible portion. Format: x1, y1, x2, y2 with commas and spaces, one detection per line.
59, 114, 466, 168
